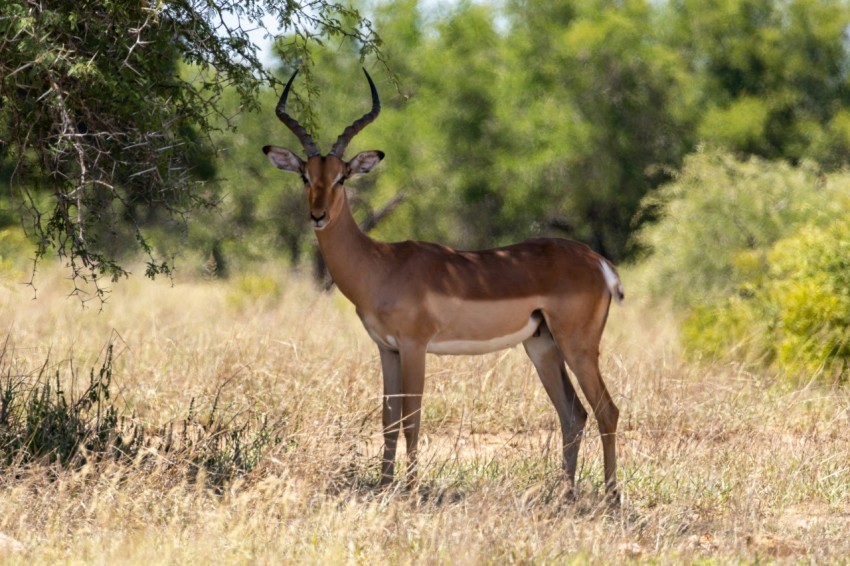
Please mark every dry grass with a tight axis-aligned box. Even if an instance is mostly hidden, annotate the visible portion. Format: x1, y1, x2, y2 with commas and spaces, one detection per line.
1, 263, 848, 564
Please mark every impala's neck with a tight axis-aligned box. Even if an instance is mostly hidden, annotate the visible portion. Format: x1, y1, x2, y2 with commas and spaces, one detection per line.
314, 194, 380, 305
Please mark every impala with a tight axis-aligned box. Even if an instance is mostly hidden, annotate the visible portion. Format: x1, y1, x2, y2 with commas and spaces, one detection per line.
263, 69, 625, 499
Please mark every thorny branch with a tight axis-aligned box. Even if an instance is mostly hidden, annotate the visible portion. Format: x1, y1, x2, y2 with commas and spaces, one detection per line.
0, 0, 384, 305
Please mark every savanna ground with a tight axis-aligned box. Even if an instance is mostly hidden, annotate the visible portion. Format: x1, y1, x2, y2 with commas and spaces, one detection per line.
1, 263, 849, 564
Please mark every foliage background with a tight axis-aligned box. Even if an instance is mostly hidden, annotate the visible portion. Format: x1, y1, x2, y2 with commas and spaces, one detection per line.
1, 2, 850, 561
3, 1, 850, 377
199, 0, 850, 379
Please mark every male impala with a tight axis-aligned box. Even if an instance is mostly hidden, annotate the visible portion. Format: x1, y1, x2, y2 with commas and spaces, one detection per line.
263, 69, 625, 499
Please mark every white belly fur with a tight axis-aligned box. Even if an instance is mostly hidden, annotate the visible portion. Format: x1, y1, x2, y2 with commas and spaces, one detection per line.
426, 314, 541, 355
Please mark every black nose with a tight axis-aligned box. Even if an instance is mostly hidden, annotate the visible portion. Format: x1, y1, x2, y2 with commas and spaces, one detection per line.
311, 211, 327, 223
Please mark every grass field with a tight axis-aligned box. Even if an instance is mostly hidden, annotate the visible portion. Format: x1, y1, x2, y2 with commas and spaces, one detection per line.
1, 263, 848, 564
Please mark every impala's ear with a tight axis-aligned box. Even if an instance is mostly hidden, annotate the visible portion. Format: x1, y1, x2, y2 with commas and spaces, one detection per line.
263, 145, 304, 173
347, 150, 385, 177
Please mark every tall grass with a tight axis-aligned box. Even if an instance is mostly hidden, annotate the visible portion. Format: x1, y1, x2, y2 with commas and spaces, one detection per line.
0, 263, 848, 563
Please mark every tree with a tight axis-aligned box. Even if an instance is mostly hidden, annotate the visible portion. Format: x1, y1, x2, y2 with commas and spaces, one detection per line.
0, 0, 381, 301
664, 0, 850, 167
507, 0, 696, 260
360, 1, 562, 252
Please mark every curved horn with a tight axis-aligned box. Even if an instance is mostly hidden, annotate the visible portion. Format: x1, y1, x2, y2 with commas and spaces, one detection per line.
329, 68, 381, 158
275, 70, 320, 158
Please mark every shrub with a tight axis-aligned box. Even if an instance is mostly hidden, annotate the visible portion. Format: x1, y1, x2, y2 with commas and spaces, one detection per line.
0, 338, 288, 484
0, 227, 30, 276
226, 274, 282, 310
639, 149, 833, 307
0, 342, 119, 466
640, 149, 850, 381
767, 221, 850, 378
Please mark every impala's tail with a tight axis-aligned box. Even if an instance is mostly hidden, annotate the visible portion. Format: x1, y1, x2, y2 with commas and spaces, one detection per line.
599, 260, 625, 306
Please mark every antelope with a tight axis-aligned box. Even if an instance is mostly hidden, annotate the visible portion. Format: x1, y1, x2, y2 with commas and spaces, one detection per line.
263, 69, 625, 500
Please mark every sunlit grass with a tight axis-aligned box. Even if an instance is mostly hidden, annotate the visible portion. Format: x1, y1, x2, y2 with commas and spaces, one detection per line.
0, 263, 848, 563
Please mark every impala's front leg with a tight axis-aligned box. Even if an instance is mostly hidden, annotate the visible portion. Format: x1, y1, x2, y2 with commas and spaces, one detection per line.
399, 342, 427, 487
378, 347, 402, 485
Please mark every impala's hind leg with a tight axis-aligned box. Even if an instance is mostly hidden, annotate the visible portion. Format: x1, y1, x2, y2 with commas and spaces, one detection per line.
546, 313, 620, 500
523, 323, 588, 491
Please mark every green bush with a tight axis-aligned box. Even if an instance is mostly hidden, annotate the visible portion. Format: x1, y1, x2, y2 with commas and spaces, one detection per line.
0, 226, 30, 276
226, 274, 283, 310
767, 221, 850, 377
681, 298, 769, 365
639, 149, 832, 306
0, 339, 288, 483
0, 344, 119, 466
640, 149, 850, 381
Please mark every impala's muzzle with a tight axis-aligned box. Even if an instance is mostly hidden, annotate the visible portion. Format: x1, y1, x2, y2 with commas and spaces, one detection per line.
311, 211, 328, 229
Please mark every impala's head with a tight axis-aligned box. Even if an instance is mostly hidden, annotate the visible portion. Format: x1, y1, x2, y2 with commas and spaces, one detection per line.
263, 69, 385, 230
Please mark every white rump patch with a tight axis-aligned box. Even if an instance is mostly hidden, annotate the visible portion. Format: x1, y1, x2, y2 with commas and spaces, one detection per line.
599, 260, 624, 305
